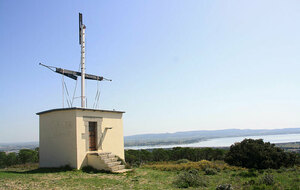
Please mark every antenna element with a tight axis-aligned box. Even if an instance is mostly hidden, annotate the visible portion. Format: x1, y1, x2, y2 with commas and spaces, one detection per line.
79, 13, 82, 44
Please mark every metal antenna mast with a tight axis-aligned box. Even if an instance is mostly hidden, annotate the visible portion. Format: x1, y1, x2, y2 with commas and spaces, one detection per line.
79, 13, 86, 108
39, 13, 112, 108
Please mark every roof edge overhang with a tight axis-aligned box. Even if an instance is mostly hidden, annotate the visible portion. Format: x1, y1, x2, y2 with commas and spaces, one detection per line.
36, 107, 125, 115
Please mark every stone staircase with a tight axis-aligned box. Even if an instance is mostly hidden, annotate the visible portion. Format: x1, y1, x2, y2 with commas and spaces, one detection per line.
87, 152, 126, 172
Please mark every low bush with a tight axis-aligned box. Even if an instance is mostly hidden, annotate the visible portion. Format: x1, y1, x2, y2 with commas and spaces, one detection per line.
18, 149, 38, 164
237, 169, 258, 178
5, 152, 18, 166
260, 174, 274, 185
0, 152, 5, 168
243, 179, 256, 186
173, 169, 207, 188
216, 184, 233, 190
176, 159, 190, 164
204, 168, 218, 175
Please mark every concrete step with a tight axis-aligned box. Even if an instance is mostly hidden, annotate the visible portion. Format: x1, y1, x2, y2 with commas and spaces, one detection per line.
99, 153, 116, 159
107, 161, 121, 167
103, 157, 118, 163
88, 152, 125, 172
99, 155, 110, 159
108, 154, 116, 158
110, 165, 125, 172
98, 152, 111, 156
99, 154, 106, 157
117, 165, 125, 171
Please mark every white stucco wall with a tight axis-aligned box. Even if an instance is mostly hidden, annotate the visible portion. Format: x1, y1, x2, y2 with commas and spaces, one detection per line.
39, 110, 77, 168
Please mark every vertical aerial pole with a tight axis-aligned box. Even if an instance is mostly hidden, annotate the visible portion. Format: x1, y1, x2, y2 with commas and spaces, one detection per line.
79, 13, 86, 108
62, 76, 64, 108
40, 13, 112, 109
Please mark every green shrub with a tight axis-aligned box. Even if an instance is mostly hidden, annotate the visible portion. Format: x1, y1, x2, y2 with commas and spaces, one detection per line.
258, 170, 264, 174
0, 152, 6, 168
204, 168, 217, 175
18, 149, 38, 164
225, 139, 298, 169
173, 169, 207, 188
265, 169, 272, 173
216, 184, 233, 190
152, 149, 169, 161
260, 174, 274, 185
176, 159, 190, 164
238, 169, 258, 178
5, 152, 18, 166
243, 179, 256, 186
131, 162, 141, 168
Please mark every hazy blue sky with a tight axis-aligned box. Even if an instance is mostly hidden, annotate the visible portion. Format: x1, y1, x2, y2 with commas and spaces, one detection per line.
1, 0, 300, 143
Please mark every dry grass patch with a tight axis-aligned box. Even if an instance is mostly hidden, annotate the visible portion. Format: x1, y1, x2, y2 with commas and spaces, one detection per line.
143, 160, 244, 171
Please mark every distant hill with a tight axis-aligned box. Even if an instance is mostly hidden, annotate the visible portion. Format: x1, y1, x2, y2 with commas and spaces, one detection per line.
124, 128, 300, 147
0, 142, 38, 152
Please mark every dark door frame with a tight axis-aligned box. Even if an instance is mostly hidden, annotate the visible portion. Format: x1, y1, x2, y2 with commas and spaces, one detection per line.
88, 122, 97, 151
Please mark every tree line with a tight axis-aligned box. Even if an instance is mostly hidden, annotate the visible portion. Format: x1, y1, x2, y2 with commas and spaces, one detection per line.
125, 147, 227, 166
0, 148, 38, 168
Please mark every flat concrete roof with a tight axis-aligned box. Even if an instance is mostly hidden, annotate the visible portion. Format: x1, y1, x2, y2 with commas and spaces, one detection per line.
36, 107, 125, 115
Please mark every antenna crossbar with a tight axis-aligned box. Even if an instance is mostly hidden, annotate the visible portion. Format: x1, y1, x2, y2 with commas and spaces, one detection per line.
39, 63, 111, 81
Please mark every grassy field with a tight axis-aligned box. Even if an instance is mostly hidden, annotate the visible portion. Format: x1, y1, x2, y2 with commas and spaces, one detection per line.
0, 163, 299, 190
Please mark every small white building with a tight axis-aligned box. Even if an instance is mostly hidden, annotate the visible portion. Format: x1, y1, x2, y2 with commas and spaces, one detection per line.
37, 107, 125, 171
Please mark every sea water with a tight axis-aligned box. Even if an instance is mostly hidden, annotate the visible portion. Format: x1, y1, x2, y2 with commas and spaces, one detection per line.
125, 133, 300, 150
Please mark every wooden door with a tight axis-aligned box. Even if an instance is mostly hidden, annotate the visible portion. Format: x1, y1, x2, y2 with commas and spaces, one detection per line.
89, 122, 97, 151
